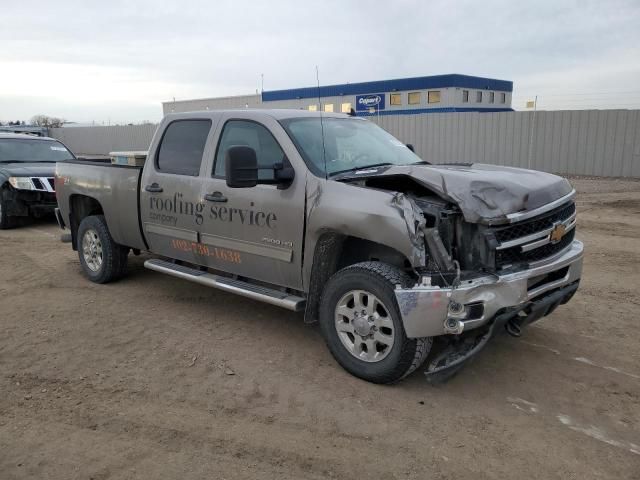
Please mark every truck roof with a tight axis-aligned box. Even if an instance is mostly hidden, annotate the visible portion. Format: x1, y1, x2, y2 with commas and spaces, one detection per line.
163, 109, 358, 122
0, 132, 58, 141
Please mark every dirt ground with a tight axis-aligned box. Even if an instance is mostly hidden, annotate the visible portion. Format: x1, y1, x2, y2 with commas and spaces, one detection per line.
1, 177, 639, 479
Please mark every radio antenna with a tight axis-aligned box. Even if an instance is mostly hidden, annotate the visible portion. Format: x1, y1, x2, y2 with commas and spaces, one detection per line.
316, 65, 328, 179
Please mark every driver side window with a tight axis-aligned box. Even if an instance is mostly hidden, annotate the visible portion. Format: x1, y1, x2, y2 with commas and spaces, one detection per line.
214, 120, 284, 180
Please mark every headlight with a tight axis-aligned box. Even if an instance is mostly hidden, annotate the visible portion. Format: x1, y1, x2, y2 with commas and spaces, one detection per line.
8, 177, 35, 190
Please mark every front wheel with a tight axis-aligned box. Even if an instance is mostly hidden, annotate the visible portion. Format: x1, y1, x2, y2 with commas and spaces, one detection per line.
319, 262, 432, 384
77, 215, 128, 283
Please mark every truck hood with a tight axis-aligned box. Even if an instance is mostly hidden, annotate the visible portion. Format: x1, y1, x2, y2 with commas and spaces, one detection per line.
350, 163, 573, 224
0, 162, 57, 178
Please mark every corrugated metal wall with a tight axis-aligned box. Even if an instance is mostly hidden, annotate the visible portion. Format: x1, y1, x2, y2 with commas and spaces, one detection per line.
49, 110, 640, 177
49, 124, 159, 156
370, 110, 640, 177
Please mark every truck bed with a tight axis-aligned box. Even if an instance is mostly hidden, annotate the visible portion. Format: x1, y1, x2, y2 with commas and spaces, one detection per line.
56, 160, 147, 251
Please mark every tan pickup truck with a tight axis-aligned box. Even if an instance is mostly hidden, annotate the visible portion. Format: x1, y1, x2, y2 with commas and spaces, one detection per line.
55, 109, 583, 383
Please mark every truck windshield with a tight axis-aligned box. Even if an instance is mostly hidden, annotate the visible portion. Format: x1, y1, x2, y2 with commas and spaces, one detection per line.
280, 117, 423, 176
0, 139, 74, 162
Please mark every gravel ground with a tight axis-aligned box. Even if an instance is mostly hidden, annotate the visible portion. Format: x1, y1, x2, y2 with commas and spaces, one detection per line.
0, 177, 639, 479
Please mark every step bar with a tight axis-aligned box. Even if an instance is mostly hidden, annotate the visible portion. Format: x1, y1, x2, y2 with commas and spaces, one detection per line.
144, 259, 306, 312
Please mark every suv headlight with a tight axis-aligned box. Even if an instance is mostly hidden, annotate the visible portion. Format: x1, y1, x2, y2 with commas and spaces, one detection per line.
8, 177, 35, 190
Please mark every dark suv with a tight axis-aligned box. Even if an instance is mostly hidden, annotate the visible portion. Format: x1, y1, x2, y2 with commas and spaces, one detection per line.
0, 133, 75, 228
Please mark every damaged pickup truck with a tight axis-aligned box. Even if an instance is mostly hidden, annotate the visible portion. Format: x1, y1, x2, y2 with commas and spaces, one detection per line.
55, 110, 582, 384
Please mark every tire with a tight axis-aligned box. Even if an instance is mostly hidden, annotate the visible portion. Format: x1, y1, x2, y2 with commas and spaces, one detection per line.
77, 215, 128, 283
319, 261, 432, 384
0, 197, 16, 229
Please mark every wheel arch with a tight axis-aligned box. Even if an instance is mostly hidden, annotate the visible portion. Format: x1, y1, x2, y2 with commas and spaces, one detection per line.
303, 230, 414, 324
69, 194, 104, 250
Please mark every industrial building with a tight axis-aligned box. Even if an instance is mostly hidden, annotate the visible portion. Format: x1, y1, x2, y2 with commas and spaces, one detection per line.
162, 74, 513, 116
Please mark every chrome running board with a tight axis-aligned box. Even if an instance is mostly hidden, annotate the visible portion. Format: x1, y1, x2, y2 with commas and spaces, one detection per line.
144, 258, 306, 312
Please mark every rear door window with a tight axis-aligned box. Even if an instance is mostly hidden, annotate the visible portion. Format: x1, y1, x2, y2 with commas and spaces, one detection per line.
156, 119, 211, 176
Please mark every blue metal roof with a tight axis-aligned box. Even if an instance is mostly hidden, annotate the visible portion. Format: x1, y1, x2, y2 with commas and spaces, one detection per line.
262, 74, 513, 102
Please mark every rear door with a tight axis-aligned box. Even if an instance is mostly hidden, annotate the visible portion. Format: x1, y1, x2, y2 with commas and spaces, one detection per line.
198, 114, 307, 290
140, 118, 216, 263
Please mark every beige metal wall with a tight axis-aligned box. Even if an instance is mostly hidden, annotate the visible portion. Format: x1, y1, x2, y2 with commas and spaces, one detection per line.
49, 124, 159, 156
50, 110, 640, 177
371, 110, 640, 177
162, 94, 262, 114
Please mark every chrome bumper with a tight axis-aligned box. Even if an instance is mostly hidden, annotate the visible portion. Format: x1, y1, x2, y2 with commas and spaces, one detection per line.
395, 240, 584, 338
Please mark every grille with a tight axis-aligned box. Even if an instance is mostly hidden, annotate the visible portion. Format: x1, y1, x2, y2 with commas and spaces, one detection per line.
496, 227, 575, 267
31, 178, 45, 190
493, 202, 575, 243
28, 177, 55, 192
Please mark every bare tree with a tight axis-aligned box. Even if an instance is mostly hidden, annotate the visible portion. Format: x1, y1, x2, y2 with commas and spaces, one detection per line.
30, 115, 66, 128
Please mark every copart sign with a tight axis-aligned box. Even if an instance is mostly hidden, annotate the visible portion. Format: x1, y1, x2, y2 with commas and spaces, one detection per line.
356, 93, 386, 112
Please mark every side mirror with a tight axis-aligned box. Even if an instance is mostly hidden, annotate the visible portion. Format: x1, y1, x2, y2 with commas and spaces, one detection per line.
226, 146, 258, 188
273, 162, 295, 188
406, 144, 415, 152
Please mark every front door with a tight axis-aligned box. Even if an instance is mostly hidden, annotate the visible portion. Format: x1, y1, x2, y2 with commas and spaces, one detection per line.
198, 117, 306, 290
140, 118, 215, 264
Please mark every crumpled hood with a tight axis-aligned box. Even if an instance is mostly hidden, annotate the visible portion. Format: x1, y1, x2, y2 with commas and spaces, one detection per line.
364, 163, 573, 224
0, 162, 56, 178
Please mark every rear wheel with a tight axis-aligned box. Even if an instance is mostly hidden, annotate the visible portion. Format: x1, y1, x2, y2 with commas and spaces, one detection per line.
77, 215, 128, 283
319, 261, 432, 384
0, 197, 16, 229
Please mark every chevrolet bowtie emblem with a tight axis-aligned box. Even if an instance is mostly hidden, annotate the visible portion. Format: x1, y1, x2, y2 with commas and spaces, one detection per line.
550, 223, 567, 243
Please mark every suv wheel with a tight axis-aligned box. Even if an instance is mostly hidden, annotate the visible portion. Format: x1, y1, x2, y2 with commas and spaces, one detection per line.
77, 215, 128, 283
319, 261, 432, 384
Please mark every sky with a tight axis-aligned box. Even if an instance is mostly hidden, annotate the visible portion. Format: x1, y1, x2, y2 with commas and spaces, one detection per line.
1, 0, 639, 124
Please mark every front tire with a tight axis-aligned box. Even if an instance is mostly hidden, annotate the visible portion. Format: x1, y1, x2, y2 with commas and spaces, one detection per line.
77, 215, 128, 283
319, 262, 432, 384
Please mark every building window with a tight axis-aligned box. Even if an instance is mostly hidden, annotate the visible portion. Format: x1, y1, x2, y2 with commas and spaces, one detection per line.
500, 92, 506, 104
408, 92, 421, 105
476, 91, 483, 103
324, 104, 334, 112
489, 92, 495, 103
428, 91, 441, 104
308, 105, 317, 111
462, 90, 469, 103
341, 102, 352, 113
390, 93, 402, 105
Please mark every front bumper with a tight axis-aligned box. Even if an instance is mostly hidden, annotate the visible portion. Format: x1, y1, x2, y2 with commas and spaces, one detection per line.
3, 190, 57, 217
395, 240, 584, 338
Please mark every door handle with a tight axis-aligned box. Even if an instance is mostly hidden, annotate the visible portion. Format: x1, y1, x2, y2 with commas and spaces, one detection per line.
145, 183, 163, 193
204, 192, 228, 203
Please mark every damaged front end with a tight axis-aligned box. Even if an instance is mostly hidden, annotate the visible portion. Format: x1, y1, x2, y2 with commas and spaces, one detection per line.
385, 190, 583, 381
1, 177, 57, 218
337, 167, 583, 381
392, 191, 583, 381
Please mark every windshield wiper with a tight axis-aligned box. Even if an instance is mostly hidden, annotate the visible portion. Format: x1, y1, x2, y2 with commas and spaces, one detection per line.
329, 162, 394, 177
